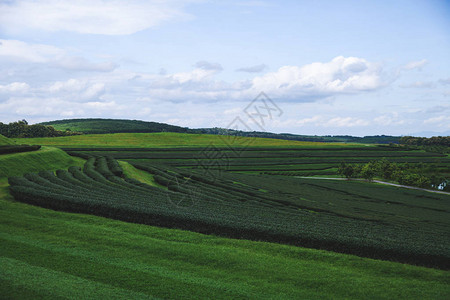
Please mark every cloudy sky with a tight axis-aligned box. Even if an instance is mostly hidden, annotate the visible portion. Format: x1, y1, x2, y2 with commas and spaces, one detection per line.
1, 0, 449, 136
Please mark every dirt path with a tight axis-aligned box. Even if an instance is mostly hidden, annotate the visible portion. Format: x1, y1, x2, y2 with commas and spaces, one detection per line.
296, 177, 450, 195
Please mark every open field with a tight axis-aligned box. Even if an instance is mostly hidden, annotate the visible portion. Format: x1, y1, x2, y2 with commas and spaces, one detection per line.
12, 132, 357, 148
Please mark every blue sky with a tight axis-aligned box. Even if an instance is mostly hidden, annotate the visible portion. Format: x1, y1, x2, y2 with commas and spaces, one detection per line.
0, 0, 449, 136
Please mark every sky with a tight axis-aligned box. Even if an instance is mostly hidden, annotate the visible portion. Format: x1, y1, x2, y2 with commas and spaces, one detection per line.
0, 0, 449, 136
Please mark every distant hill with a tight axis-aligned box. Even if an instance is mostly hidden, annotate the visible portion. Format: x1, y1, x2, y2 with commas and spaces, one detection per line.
41, 119, 193, 135
40, 118, 401, 144
408, 130, 450, 138
196, 128, 401, 144
0, 134, 15, 145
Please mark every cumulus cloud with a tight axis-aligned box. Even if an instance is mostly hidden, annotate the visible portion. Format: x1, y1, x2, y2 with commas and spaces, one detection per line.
0, 56, 391, 124
0, 82, 30, 94
250, 56, 384, 100
44, 79, 106, 102
236, 64, 267, 73
402, 59, 428, 71
0, 0, 197, 35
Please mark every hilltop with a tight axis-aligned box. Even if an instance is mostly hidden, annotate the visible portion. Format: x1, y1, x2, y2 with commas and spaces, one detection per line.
40, 118, 401, 144
41, 118, 192, 135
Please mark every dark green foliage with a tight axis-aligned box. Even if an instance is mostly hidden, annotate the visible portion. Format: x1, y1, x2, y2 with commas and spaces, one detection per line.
339, 159, 445, 189
0, 120, 81, 138
0, 145, 41, 155
400, 136, 450, 147
8, 157, 450, 269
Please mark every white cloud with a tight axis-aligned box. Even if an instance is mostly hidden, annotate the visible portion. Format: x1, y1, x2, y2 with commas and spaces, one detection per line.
0, 56, 394, 126
402, 59, 428, 71
194, 61, 223, 71
296, 116, 322, 126
236, 64, 267, 73
250, 56, 384, 100
0, 0, 196, 35
0, 39, 64, 63
324, 117, 369, 127
373, 113, 405, 125
44, 79, 105, 102
423, 115, 450, 126
0, 82, 30, 94
399, 81, 435, 89
57, 57, 117, 72
0, 39, 117, 72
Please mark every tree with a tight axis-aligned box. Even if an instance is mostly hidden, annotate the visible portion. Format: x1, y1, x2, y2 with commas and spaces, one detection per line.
360, 163, 375, 181
338, 162, 356, 179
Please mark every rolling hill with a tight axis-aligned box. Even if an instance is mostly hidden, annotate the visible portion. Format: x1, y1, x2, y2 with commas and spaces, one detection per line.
41, 118, 192, 134
39, 118, 401, 144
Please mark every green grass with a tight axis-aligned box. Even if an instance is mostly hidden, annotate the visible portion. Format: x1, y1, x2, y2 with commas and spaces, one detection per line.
0, 146, 85, 177
1, 194, 449, 299
0, 134, 15, 145
119, 160, 166, 189
13, 132, 357, 148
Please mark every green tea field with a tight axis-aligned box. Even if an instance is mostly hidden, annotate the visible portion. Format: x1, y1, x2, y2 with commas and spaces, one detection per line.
2, 132, 450, 298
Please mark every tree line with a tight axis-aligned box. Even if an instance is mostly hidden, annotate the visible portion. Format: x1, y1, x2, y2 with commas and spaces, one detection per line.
400, 136, 450, 147
0, 120, 82, 138
338, 159, 448, 191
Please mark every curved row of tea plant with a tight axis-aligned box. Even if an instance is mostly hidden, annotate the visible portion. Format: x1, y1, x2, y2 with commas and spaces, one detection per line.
64, 145, 450, 181
0, 145, 41, 155
8, 157, 450, 269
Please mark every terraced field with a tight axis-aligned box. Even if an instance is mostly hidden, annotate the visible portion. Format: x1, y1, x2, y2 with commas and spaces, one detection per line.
8, 156, 450, 269
3, 132, 450, 298
64, 145, 450, 178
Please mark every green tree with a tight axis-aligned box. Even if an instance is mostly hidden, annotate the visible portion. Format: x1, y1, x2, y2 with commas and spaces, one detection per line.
338, 162, 355, 179
360, 163, 375, 181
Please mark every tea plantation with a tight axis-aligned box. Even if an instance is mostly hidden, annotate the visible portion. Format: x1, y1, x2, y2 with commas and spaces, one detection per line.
2, 133, 450, 298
